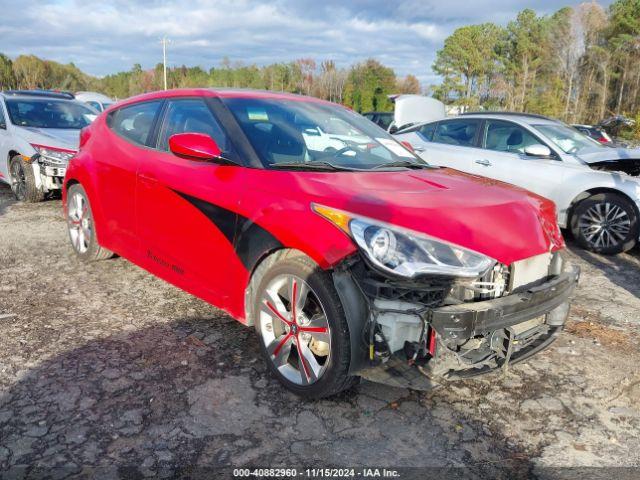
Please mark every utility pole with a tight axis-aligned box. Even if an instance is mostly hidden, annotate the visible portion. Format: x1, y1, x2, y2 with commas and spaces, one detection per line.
161, 36, 170, 90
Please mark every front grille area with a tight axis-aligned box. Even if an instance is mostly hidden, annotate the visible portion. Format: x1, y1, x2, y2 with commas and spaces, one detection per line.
349, 259, 452, 308
350, 251, 560, 308
362, 275, 450, 307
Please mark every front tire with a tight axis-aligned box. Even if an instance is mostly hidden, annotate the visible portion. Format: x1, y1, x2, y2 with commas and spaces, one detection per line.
9, 155, 44, 203
66, 184, 114, 261
570, 193, 639, 254
253, 254, 358, 399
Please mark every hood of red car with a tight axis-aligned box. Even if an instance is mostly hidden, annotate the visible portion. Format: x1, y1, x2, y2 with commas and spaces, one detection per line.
298, 167, 563, 266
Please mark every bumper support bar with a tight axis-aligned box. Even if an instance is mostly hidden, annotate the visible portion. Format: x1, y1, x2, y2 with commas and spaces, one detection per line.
430, 265, 580, 342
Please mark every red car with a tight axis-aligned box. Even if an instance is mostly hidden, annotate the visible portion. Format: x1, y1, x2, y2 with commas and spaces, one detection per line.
63, 89, 579, 398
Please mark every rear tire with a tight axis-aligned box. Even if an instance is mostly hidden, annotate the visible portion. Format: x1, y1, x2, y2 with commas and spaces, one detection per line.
570, 193, 638, 254
66, 184, 114, 261
9, 155, 44, 203
252, 253, 358, 399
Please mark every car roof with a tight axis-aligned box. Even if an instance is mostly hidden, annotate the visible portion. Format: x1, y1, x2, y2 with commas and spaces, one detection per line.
1, 90, 75, 100
75, 91, 114, 103
117, 88, 333, 109
458, 112, 562, 126
395, 112, 564, 134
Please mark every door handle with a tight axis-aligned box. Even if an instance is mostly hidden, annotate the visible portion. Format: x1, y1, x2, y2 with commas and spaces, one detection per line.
475, 159, 492, 167
413, 146, 425, 152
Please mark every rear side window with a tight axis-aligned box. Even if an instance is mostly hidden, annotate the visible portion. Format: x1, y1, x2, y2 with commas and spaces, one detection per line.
158, 99, 228, 152
107, 101, 162, 146
433, 119, 480, 147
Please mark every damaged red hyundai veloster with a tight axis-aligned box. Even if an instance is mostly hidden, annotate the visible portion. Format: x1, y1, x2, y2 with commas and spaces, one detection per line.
63, 89, 580, 398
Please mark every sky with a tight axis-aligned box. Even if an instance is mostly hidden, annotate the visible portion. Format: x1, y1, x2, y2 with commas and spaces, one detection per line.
0, 0, 612, 85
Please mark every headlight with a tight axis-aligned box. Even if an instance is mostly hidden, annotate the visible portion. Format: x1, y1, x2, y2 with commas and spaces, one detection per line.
31, 145, 75, 165
313, 204, 495, 278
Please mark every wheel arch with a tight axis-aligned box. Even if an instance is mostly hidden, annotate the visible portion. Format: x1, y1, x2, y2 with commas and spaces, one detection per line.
62, 175, 108, 250
64, 177, 80, 189
567, 187, 640, 225
7, 149, 21, 174
244, 248, 308, 327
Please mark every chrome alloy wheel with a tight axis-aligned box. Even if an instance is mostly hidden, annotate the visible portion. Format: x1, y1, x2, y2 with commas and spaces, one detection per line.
259, 274, 331, 385
67, 191, 92, 254
578, 202, 631, 249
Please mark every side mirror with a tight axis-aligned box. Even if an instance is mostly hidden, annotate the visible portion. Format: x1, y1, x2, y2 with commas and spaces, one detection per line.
524, 144, 552, 158
169, 133, 222, 161
388, 125, 398, 134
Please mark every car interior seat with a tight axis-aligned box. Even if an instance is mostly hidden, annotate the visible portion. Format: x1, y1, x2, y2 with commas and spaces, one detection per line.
131, 113, 155, 145
264, 121, 306, 164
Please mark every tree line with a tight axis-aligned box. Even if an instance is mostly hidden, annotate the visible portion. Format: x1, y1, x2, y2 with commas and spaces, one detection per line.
0, 0, 637, 129
0, 53, 419, 113
431, 0, 640, 125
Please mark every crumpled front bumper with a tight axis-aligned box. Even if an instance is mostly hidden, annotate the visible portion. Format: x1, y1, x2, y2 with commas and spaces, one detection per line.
430, 264, 580, 344
358, 264, 581, 390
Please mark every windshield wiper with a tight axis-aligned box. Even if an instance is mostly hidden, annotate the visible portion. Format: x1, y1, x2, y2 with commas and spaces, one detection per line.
372, 160, 432, 170
269, 161, 357, 171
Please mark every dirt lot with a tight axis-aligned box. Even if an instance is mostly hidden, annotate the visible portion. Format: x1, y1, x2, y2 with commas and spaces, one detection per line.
0, 183, 638, 479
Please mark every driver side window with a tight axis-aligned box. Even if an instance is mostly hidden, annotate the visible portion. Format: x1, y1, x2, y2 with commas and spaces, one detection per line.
158, 99, 228, 153
483, 120, 540, 154
0, 103, 6, 129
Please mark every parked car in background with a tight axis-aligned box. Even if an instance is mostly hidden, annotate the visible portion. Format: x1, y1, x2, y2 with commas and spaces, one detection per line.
362, 111, 394, 130
0, 90, 98, 202
75, 91, 115, 112
63, 88, 578, 398
390, 95, 446, 133
395, 111, 640, 254
363, 96, 446, 133
572, 124, 613, 145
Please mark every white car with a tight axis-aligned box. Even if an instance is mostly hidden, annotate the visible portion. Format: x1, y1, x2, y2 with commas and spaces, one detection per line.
394, 112, 640, 254
0, 90, 97, 202
75, 91, 115, 112
301, 116, 371, 152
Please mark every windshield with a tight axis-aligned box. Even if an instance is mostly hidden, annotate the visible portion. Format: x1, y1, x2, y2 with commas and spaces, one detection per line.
221, 97, 424, 170
534, 123, 602, 154
6, 98, 97, 129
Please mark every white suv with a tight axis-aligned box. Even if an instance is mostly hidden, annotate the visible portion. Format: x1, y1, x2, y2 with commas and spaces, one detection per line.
0, 90, 97, 202
75, 91, 115, 112
395, 112, 640, 254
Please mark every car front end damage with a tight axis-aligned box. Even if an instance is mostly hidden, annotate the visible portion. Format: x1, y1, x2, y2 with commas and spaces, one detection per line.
588, 158, 640, 177
334, 250, 579, 389
28, 145, 75, 193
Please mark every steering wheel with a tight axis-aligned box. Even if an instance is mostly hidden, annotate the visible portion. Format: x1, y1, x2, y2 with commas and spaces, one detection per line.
324, 146, 358, 158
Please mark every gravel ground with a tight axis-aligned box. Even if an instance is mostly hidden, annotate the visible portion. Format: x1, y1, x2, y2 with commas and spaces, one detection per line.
0, 183, 638, 479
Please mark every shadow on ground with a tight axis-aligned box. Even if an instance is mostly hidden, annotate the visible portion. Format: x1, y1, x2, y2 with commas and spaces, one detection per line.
0, 315, 534, 479
0, 183, 16, 217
